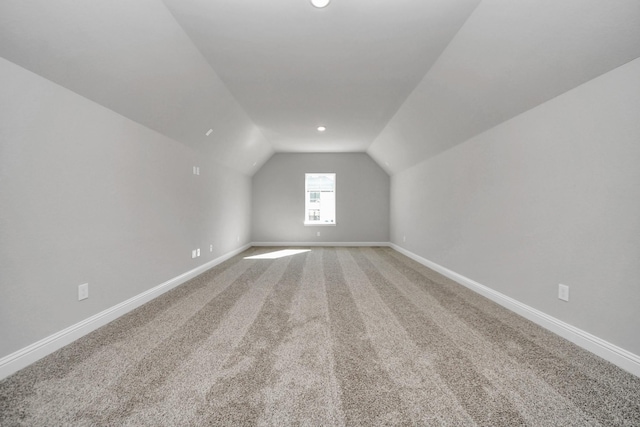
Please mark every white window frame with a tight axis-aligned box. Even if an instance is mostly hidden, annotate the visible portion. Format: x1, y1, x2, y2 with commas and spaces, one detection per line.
304, 173, 336, 226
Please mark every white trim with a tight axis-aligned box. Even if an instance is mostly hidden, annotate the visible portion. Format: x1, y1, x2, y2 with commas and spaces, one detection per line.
390, 244, 640, 378
0, 244, 251, 381
251, 242, 391, 247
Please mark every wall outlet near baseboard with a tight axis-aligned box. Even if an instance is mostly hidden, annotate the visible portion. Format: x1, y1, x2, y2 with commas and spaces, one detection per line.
317, 231, 321, 237
78, 283, 89, 301
210, 244, 213, 252
191, 249, 197, 259
558, 284, 569, 302
403, 235, 406, 242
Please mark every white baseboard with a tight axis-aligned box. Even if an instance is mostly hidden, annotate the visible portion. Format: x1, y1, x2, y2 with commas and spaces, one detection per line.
251, 242, 391, 247
0, 244, 251, 381
390, 244, 640, 378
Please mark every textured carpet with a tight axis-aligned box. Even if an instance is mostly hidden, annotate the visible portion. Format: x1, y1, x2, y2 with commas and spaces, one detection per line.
1, 247, 639, 426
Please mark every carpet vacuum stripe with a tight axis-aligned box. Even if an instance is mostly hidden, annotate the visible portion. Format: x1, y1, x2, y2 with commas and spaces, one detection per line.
1, 247, 639, 426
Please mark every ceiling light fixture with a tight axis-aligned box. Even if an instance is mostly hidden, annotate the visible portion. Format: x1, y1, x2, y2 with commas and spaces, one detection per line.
311, 0, 331, 8
317, 126, 326, 132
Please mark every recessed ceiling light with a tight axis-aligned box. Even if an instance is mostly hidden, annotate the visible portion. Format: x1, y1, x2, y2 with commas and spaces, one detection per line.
311, 0, 331, 8
317, 126, 326, 132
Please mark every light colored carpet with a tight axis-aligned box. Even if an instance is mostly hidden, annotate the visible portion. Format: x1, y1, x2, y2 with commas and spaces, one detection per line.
1, 247, 639, 426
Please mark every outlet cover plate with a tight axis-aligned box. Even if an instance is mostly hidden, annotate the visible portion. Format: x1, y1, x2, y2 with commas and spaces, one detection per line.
78, 283, 89, 301
558, 284, 569, 302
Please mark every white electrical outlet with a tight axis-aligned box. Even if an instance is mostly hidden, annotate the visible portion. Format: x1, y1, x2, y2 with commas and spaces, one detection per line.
210, 244, 213, 252
558, 284, 569, 302
403, 235, 406, 242
78, 283, 89, 301
192, 249, 197, 259
196, 248, 200, 257
317, 231, 321, 237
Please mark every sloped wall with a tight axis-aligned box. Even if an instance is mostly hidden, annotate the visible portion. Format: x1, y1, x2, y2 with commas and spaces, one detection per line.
368, 0, 640, 175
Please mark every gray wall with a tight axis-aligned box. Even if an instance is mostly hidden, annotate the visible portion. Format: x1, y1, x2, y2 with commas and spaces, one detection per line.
0, 58, 254, 358
252, 153, 389, 244
390, 58, 640, 355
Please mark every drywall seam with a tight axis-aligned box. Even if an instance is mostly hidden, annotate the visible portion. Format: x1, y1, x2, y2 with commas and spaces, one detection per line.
0, 244, 252, 381
390, 244, 640, 378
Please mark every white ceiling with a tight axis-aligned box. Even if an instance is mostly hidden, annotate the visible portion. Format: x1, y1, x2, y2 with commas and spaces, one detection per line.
162, 0, 480, 153
1, 0, 639, 175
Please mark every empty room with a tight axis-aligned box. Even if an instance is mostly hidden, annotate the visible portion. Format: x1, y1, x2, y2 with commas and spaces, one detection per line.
1, 0, 639, 425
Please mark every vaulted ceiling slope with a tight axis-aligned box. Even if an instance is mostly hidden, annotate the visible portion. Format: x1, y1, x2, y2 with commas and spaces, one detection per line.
1, 1, 639, 176
369, 0, 640, 174
0, 0, 273, 175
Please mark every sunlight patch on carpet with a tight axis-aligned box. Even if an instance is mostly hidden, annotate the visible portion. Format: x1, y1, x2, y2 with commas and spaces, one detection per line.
244, 249, 311, 260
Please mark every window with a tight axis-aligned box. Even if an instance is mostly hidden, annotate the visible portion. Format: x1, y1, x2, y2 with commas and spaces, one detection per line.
304, 173, 335, 225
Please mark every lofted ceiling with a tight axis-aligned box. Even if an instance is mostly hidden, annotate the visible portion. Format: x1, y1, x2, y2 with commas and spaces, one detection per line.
1, 0, 639, 175
162, 0, 480, 153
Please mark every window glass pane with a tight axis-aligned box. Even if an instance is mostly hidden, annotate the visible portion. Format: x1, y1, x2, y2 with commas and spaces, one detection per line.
308, 209, 320, 221
304, 173, 335, 224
